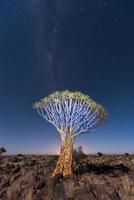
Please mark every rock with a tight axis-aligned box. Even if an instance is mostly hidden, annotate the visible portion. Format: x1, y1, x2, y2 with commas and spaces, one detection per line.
35, 179, 46, 189
0, 154, 134, 200
131, 159, 134, 164
0, 179, 10, 188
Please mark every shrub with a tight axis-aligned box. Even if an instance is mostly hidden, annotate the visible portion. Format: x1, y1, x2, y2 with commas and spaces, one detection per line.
124, 153, 130, 157
0, 147, 7, 155
97, 152, 103, 157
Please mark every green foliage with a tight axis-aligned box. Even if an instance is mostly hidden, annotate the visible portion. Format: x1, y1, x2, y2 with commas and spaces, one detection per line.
33, 90, 107, 121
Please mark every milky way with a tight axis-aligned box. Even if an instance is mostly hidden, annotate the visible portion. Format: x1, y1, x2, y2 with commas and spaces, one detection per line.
0, 0, 134, 154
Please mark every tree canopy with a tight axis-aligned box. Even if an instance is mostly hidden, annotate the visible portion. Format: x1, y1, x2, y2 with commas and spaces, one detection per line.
34, 90, 107, 137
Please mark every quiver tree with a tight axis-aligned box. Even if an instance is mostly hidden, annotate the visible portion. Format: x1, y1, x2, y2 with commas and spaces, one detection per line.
34, 90, 107, 177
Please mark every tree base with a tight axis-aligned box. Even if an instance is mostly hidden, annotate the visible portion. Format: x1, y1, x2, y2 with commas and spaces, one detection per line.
52, 137, 74, 177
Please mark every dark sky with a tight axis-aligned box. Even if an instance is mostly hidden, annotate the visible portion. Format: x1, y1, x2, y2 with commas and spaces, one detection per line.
0, 0, 134, 154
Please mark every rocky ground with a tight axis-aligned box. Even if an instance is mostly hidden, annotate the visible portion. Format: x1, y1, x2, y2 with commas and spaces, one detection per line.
0, 154, 134, 200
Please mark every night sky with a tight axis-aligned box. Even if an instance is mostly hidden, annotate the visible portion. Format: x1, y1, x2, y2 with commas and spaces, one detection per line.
0, 0, 134, 154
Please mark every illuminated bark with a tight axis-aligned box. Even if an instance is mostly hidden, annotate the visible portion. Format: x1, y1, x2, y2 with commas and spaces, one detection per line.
34, 90, 107, 177
52, 136, 74, 177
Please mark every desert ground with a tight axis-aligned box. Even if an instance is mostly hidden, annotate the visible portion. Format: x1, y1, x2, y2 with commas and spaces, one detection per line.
0, 153, 134, 200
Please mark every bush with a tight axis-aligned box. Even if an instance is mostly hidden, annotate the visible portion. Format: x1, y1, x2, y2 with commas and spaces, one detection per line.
124, 153, 130, 157
0, 147, 7, 155
17, 154, 23, 157
13, 157, 19, 162
97, 152, 103, 157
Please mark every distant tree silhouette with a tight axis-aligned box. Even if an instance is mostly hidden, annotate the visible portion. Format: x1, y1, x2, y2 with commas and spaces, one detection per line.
34, 90, 107, 177
124, 153, 130, 157
97, 152, 103, 157
0, 147, 6, 155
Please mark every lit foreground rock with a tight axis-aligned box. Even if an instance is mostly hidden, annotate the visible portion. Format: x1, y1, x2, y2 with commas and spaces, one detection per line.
0, 154, 134, 200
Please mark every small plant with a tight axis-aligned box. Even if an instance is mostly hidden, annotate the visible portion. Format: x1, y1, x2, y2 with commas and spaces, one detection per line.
77, 146, 83, 154
77, 146, 87, 159
17, 154, 23, 157
0, 147, 7, 155
97, 152, 103, 157
124, 153, 130, 157
12, 156, 19, 162
73, 146, 87, 162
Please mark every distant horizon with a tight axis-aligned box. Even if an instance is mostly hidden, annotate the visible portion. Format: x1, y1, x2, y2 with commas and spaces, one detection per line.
3, 152, 134, 156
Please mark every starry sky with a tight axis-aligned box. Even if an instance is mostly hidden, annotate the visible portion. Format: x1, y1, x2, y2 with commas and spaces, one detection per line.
0, 0, 134, 154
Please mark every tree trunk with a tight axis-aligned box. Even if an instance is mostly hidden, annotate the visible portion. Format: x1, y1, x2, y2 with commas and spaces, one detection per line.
52, 136, 74, 177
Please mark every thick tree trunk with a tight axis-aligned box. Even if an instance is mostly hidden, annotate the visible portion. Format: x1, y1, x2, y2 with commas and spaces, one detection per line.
52, 136, 74, 177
